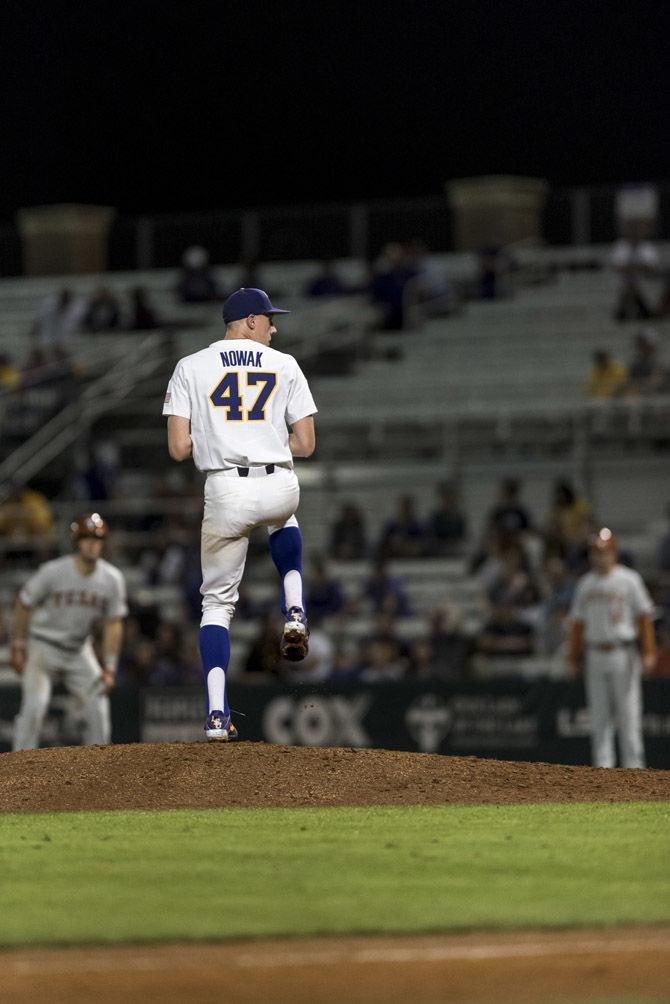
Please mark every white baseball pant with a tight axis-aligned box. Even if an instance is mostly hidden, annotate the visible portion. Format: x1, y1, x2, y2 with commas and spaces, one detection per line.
200, 466, 300, 630
12, 638, 111, 751
584, 648, 645, 768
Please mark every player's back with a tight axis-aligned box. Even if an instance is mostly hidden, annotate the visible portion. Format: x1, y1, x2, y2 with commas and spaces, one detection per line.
165, 338, 316, 471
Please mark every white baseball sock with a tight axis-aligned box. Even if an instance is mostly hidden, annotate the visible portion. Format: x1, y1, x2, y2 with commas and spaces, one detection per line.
207, 667, 226, 715
283, 570, 303, 611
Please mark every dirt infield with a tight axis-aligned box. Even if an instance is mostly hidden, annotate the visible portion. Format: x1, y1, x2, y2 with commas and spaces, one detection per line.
3, 743, 669, 1002
1, 740, 669, 813
3, 927, 670, 1003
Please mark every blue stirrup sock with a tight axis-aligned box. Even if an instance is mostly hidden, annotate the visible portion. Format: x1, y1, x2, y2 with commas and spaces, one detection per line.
199, 625, 231, 716
269, 526, 304, 614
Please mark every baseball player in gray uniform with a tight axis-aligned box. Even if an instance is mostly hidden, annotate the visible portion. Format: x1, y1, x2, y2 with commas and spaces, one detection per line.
567, 528, 656, 768
163, 287, 317, 741
10, 513, 128, 750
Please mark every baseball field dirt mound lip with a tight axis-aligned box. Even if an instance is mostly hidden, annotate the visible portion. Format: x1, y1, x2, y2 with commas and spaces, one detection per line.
1, 742, 669, 813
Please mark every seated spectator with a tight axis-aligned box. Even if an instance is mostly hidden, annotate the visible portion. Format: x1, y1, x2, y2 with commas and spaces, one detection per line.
405, 239, 456, 318
651, 619, 670, 677
329, 502, 368, 560
587, 350, 627, 398
544, 480, 591, 557
306, 554, 346, 620
478, 544, 540, 657
33, 288, 86, 358
0, 482, 54, 538
408, 637, 438, 679
175, 246, 219, 303
358, 636, 408, 683
477, 246, 513, 300
0, 353, 21, 390
119, 636, 157, 687
623, 329, 668, 396
537, 556, 576, 655
487, 478, 532, 539
428, 603, 471, 680
363, 558, 412, 617
369, 242, 418, 331
426, 482, 467, 555
243, 612, 284, 675
83, 287, 121, 332
280, 616, 334, 683
378, 495, 427, 559
611, 230, 659, 321
305, 260, 349, 298
128, 286, 160, 330
657, 272, 670, 319
656, 503, 670, 573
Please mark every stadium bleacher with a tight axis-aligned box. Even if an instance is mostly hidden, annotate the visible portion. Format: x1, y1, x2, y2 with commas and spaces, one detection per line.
1, 242, 669, 683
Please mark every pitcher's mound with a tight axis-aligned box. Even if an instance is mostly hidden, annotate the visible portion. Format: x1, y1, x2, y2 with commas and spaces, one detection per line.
2, 742, 669, 813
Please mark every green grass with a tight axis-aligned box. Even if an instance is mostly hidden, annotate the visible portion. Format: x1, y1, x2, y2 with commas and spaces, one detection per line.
1, 803, 669, 946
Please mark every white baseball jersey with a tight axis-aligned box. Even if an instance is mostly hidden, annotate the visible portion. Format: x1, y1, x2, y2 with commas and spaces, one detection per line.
569, 564, 653, 644
20, 556, 128, 651
162, 339, 317, 471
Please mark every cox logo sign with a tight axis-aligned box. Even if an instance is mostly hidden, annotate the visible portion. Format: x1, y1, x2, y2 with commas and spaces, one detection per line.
263, 695, 371, 747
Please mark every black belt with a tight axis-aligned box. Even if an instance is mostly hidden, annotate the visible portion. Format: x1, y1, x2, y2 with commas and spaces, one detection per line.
237, 465, 275, 477
587, 640, 636, 652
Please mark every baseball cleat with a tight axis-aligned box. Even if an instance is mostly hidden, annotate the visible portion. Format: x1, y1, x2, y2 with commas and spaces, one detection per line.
280, 606, 310, 662
205, 711, 238, 742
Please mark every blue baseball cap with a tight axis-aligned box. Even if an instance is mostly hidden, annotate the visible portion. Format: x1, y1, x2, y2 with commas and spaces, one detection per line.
222, 287, 291, 324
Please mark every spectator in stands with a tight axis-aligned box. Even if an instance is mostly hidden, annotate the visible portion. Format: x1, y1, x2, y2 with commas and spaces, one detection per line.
329, 502, 368, 560
477, 246, 513, 300
487, 478, 532, 539
147, 622, 185, 686
544, 480, 591, 557
33, 288, 86, 358
128, 286, 160, 330
651, 619, 670, 677
478, 544, 539, 657
362, 558, 412, 617
369, 242, 418, 331
378, 495, 427, 559
623, 329, 668, 396
83, 287, 121, 332
119, 636, 157, 687
357, 636, 408, 682
280, 615, 335, 683
426, 481, 467, 555
587, 349, 627, 398
657, 272, 670, 319
306, 554, 346, 620
428, 602, 471, 679
656, 504, 670, 573
611, 228, 659, 321
404, 240, 456, 318
408, 637, 438, 679
243, 612, 284, 676
305, 260, 349, 298
175, 246, 219, 303
0, 353, 21, 390
537, 556, 576, 655
0, 482, 54, 539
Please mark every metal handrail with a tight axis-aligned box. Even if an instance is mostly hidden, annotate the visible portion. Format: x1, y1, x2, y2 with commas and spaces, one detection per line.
0, 333, 167, 498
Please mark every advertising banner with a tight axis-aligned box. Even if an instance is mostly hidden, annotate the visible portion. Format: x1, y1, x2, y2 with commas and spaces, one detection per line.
2, 679, 669, 767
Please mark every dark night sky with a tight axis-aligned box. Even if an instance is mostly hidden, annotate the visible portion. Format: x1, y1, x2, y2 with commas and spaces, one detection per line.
1, 0, 668, 221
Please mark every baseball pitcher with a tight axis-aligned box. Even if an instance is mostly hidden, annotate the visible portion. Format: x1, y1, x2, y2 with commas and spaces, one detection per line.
163, 287, 317, 741
567, 528, 656, 767
10, 513, 128, 750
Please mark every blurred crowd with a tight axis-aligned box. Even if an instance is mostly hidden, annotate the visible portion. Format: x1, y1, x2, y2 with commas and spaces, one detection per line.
5, 471, 670, 686
2, 229, 670, 687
